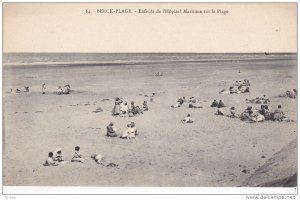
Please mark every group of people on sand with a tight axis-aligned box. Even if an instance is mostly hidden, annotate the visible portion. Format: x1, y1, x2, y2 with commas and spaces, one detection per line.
277, 89, 297, 99
106, 122, 138, 139
240, 105, 288, 122
246, 95, 270, 104
44, 122, 138, 166
112, 97, 148, 117
41, 83, 71, 95
219, 85, 250, 94
215, 104, 289, 123
57, 85, 71, 95
6, 85, 30, 94
219, 80, 250, 94
234, 79, 250, 87
43, 146, 84, 166
171, 96, 203, 108
44, 146, 108, 166
154, 72, 164, 76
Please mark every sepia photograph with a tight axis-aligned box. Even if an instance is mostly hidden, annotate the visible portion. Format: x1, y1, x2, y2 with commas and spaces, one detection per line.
2, 2, 298, 197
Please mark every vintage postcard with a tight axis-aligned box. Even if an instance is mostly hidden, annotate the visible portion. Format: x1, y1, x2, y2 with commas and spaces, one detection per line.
2, 2, 298, 197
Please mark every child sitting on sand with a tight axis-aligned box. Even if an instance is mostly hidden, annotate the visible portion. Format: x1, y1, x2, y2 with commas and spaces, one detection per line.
53, 148, 64, 162
227, 107, 239, 118
71, 146, 84, 163
216, 105, 225, 116
143, 101, 149, 111
182, 114, 193, 123
272, 105, 288, 121
43, 152, 58, 166
121, 122, 137, 139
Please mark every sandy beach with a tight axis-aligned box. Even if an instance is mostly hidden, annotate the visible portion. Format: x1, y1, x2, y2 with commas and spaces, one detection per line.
3, 53, 297, 187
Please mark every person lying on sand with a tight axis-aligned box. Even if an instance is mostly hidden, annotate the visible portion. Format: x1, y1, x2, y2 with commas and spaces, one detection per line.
278, 89, 297, 99
246, 96, 270, 104
171, 102, 181, 108
144, 93, 156, 97
188, 103, 203, 108
106, 122, 117, 137
120, 122, 137, 139
251, 112, 265, 123
71, 146, 84, 163
219, 88, 230, 94
43, 152, 58, 166
53, 148, 65, 162
182, 114, 194, 123
91, 154, 104, 165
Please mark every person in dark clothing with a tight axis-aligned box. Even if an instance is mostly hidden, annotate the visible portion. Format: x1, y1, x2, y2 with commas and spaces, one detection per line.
210, 99, 218, 107
218, 100, 226, 108
177, 97, 185, 105
106, 122, 117, 137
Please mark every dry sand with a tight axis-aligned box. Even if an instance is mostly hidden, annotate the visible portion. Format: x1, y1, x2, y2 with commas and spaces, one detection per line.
3, 58, 297, 186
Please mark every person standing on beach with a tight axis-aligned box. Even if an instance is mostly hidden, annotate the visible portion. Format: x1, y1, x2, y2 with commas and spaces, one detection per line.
42, 83, 46, 94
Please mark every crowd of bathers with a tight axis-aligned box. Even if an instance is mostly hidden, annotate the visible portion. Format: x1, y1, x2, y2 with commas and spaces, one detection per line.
219, 79, 250, 94
211, 99, 290, 122
277, 89, 297, 99
171, 96, 203, 108
33, 77, 295, 166
246, 95, 270, 104
112, 97, 149, 117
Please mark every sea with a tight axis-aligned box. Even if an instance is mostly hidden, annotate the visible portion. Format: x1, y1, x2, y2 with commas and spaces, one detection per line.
3, 53, 297, 68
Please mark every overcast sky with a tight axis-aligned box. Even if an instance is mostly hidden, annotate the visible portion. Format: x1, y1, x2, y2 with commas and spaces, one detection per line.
3, 3, 297, 53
